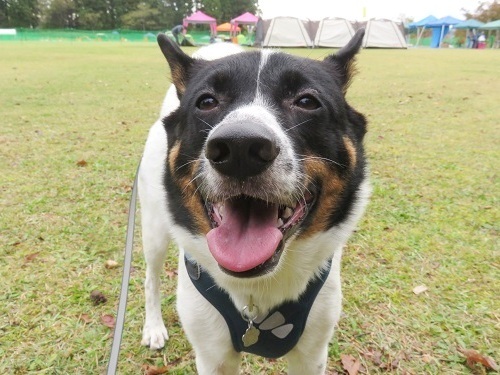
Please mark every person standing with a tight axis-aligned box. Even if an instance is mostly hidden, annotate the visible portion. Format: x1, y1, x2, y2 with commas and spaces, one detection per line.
472, 31, 478, 48
478, 32, 486, 49
172, 25, 185, 45
466, 29, 473, 48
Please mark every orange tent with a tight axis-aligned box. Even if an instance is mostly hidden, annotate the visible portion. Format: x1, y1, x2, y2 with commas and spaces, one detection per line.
216, 22, 240, 32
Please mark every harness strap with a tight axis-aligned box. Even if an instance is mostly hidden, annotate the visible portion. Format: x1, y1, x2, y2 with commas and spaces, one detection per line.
185, 255, 332, 358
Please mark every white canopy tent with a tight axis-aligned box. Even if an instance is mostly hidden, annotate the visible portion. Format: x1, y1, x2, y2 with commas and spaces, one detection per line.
362, 19, 407, 48
263, 17, 313, 47
314, 18, 355, 47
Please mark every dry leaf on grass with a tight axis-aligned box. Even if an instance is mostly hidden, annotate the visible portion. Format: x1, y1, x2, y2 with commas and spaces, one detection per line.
341, 354, 361, 375
141, 364, 169, 375
79, 313, 92, 324
386, 358, 400, 370
90, 290, 107, 305
363, 349, 383, 366
76, 159, 88, 167
100, 314, 115, 329
165, 269, 177, 280
24, 252, 40, 263
104, 259, 119, 269
363, 349, 402, 371
412, 285, 428, 295
421, 353, 435, 364
458, 347, 498, 370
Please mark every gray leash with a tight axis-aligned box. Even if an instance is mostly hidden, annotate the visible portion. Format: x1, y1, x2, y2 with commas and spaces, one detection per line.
106, 164, 139, 375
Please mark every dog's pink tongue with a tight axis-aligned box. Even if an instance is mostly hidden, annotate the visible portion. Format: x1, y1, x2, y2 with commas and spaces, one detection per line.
207, 199, 283, 273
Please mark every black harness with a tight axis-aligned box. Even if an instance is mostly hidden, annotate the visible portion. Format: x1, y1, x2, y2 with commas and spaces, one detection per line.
185, 255, 331, 358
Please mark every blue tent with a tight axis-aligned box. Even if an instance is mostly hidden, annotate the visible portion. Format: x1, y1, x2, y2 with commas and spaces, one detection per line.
407, 15, 438, 46
454, 19, 485, 48
479, 20, 500, 48
454, 19, 485, 29
479, 19, 500, 30
407, 15, 438, 29
426, 16, 462, 47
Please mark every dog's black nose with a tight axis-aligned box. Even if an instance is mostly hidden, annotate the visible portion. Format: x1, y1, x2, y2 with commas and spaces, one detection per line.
206, 122, 280, 179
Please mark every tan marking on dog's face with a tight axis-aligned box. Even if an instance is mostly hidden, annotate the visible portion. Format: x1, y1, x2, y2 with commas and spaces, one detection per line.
170, 69, 186, 96
168, 141, 211, 234
343, 136, 357, 170
298, 155, 345, 239
168, 141, 181, 176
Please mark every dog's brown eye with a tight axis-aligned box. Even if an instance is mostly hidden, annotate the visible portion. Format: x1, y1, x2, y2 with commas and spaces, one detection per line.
197, 95, 219, 111
295, 95, 321, 110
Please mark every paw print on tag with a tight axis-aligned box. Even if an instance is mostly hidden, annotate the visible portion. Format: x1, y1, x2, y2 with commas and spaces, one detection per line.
258, 311, 294, 339
242, 311, 294, 347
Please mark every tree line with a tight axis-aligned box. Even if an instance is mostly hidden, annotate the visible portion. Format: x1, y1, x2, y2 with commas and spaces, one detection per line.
1, 0, 498, 30
462, 0, 500, 23
0, 0, 259, 30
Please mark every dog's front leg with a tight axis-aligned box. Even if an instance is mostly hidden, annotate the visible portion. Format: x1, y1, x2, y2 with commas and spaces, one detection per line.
140, 224, 170, 349
286, 270, 342, 375
286, 345, 329, 375
194, 350, 241, 375
177, 254, 241, 375
139, 160, 171, 349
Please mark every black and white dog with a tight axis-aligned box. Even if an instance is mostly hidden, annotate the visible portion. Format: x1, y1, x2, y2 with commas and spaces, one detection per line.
139, 30, 370, 374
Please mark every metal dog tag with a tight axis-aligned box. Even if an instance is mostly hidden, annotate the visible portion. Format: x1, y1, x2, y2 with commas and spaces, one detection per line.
242, 321, 260, 347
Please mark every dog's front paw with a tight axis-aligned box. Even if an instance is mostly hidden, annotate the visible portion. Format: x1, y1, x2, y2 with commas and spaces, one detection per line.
141, 323, 169, 350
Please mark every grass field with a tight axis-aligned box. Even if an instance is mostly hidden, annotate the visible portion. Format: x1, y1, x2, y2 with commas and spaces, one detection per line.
1, 41, 498, 374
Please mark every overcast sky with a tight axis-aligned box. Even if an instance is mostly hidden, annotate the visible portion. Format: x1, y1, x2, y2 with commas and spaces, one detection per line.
258, 0, 484, 21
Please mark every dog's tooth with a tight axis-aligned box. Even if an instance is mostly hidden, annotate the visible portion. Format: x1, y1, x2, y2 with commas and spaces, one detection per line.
282, 207, 293, 220
219, 204, 225, 218
277, 218, 284, 228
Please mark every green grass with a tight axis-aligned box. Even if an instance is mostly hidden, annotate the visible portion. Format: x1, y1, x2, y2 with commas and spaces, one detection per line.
1, 42, 498, 374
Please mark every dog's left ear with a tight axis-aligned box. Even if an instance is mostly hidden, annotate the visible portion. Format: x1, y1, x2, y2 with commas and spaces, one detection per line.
324, 28, 365, 93
157, 33, 194, 97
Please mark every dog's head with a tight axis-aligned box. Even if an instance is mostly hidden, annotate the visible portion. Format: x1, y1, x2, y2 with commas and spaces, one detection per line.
158, 32, 368, 280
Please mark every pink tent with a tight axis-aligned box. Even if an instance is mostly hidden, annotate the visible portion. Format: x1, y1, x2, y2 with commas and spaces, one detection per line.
230, 12, 259, 37
183, 11, 217, 36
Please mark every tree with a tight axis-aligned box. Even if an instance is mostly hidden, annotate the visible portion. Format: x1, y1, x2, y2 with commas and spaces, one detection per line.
194, 0, 258, 22
162, 0, 194, 29
220, 0, 258, 20
120, 1, 195, 31
41, 0, 77, 28
0, 0, 261, 30
107, 0, 141, 29
198, 0, 221, 20
463, 0, 500, 22
0, 1, 8, 25
121, 2, 160, 30
70, 0, 102, 29
0, 0, 40, 27
72, 0, 139, 29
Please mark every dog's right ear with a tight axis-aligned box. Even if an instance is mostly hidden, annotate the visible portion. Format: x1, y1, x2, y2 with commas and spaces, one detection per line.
157, 33, 194, 97
323, 28, 365, 94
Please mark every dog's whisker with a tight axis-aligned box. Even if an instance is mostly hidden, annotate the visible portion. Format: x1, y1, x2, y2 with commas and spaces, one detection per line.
196, 116, 215, 130
175, 158, 202, 172
205, 283, 218, 292
286, 118, 313, 132
296, 154, 348, 169
181, 172, 205, 196
191, 175, 209, 199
